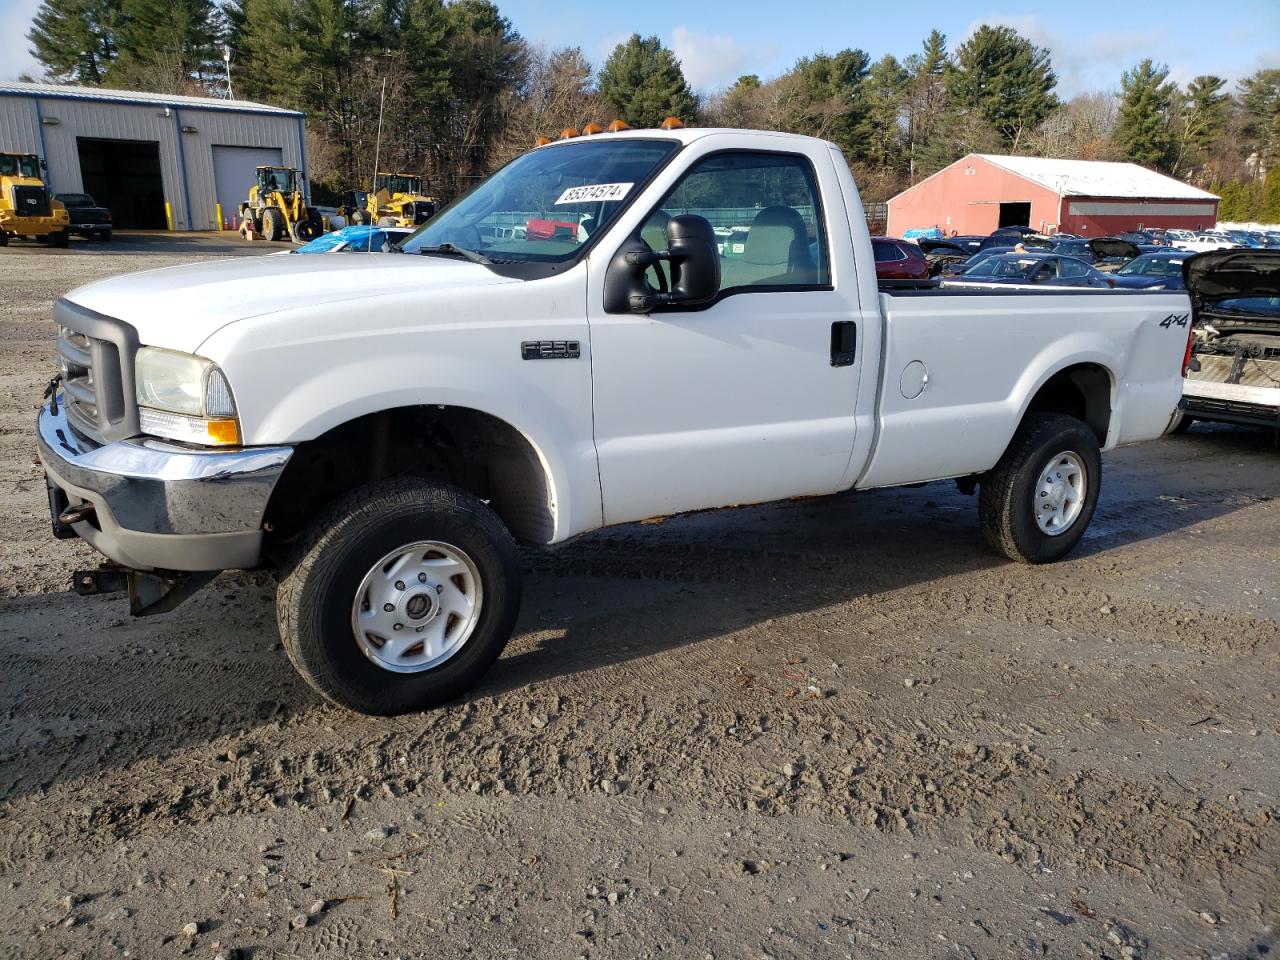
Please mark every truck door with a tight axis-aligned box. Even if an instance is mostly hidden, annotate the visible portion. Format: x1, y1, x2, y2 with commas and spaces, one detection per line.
586, 147, 866, 526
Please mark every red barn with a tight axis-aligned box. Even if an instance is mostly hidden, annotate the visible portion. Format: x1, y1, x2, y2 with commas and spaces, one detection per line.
886, 153, 1219, 237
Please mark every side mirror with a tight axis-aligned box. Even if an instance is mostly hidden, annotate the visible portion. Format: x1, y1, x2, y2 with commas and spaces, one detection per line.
603, 214, 721, 314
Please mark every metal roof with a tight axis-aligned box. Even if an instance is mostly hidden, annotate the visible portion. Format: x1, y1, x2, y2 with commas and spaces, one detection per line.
0, 81, 302, 117
975, 154, 1218, 201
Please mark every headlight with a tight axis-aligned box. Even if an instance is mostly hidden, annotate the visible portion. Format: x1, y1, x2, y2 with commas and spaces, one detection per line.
135, 347, 240, 445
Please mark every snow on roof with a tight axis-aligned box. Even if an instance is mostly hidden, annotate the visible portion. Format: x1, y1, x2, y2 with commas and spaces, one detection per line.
0, 81, 302, 116
975, 154, 1218, 201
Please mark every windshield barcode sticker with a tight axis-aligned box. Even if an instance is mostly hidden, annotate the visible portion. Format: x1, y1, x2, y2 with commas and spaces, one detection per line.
556, 182, 633, 204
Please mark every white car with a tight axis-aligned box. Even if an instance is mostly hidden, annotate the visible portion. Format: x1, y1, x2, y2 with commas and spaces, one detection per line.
37, 126, 1191, 714
1172, 233, 1236, 253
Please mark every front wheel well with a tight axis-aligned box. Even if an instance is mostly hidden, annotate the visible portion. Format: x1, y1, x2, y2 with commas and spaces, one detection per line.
1023, 363, 1112, 445
262, 406, 555, 557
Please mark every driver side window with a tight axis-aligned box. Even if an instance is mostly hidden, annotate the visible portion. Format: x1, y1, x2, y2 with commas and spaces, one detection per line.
641, 152, 830, 295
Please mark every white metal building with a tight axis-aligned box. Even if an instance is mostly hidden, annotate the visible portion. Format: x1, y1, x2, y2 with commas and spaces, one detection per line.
0, 82, 307, 231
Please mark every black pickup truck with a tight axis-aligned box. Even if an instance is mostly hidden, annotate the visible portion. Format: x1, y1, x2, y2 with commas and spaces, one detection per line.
53, 193, 112, 241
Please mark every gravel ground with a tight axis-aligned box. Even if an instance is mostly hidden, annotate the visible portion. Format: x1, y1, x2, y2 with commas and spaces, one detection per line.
0, 237, 1277, 960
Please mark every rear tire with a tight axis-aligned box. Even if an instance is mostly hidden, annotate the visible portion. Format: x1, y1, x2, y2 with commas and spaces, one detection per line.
979, 414, 1101, 564
262, 207, 284, 241
97, 230, 112, 242
1167, 411, 1194, 434
51, 229, 70, 248
276, 479, 523, 715
0, 231, 7, 247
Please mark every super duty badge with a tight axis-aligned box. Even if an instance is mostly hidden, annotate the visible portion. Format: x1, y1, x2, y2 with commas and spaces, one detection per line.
521, 340, 581, 360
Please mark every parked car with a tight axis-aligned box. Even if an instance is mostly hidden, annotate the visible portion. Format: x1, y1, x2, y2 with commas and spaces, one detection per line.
1050, 238, 1097, 264
1110, 251, 1189, 290
1174, 249, 1280, 432
943, 251, 1116, 288
54, 192, 112, 241
938, 246, 1014, 277
1172, 233, 1236, 253
292, 224, 412, 253
916, 238, 972, 276
872, 237, 930, 280
1088, 237, 1145, 272
37, 126, 1190, 715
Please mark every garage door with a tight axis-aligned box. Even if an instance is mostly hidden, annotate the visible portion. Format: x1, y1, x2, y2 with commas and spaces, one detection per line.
212, 145, 283, 229
77, 138, 165, 230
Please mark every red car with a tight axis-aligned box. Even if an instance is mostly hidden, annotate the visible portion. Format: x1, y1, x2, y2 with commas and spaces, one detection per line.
872, 237, 930, 280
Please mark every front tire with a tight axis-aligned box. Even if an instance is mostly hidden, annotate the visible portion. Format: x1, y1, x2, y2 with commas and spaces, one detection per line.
979, 414, 1101, 564
276, 479, 523, 715
262, 208, 285, 241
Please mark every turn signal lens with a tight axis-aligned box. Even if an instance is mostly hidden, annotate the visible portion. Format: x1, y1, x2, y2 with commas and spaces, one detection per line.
1181, 327, 1195, 377
139, 408, 242, 446
659, 116, 685, 130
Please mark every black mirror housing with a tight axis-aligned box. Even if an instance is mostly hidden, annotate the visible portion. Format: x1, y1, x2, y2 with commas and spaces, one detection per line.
603, 214, 721, 314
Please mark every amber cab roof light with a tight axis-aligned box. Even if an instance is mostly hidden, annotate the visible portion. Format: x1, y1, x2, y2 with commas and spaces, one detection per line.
581, 122, 604, 135
559, 127, 579, 140
608, 119, 631, 132
659, 116, 685, 130
534, 135, 552, 146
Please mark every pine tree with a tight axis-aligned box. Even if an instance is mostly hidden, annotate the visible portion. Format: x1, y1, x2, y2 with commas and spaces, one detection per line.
1171, 75, 1229, 176
598, 34, 697, 130
904, 29, 948, 178
773, 48, 870, 157
27, 0, 121, 84
861, 54, 908, 172
1262, 166, 1280, 223
1113, 59, 1177, 171
1238, 69, 1280, 169
948, 25, 1058, 151
109, 0, 219, 91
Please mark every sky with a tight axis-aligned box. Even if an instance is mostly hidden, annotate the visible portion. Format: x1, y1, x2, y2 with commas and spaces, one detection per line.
2, 0, 1277, 98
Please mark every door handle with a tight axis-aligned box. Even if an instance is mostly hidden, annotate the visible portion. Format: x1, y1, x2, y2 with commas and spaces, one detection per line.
830, 321, 857, 367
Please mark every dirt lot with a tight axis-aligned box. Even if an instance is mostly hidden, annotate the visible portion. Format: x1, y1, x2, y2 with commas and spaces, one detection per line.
1, 236, 1277, 960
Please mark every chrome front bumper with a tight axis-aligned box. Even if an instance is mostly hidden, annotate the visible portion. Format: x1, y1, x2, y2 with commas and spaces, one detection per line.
37, 396, 293, 571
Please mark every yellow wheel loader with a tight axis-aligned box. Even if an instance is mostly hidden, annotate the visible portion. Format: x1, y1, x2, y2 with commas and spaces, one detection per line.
0, 152, 71, 248
238, 166, 322, 242
344, 172, 438, 228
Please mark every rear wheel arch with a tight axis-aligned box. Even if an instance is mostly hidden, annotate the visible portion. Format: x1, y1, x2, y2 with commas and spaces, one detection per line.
1021, 361, 1113, 445
263, 405, 558, 555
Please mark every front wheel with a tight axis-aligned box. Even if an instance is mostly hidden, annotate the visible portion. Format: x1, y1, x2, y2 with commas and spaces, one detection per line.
276, 479, 523, 715
979, 414, 1101, 564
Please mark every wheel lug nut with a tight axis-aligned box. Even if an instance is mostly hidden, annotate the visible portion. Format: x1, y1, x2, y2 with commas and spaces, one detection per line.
393, 623, 403, 631
418, 572, 428, 583
383, 602, 395, 612
435, 584, 443, 593
416, 626, 425, 633
395, 580, 406, 591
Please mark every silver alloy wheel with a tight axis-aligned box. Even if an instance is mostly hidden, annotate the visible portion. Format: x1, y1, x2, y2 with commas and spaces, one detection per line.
351, 540, 483, 673
1034, 450, 1087, 536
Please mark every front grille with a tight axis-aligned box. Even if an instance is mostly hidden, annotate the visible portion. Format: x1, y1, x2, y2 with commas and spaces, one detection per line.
12, 185, 51, 217
52, 300, 139, 443
1189, 353, 1280, 389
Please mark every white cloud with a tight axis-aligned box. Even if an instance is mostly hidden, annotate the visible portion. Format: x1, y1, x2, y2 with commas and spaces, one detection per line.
1, 0, 44, 81
670, 26, 758, 93
963, 14, 1168, 97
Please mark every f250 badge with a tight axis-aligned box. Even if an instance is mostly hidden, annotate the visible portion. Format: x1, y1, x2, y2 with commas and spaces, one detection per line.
521, 340, 581, 360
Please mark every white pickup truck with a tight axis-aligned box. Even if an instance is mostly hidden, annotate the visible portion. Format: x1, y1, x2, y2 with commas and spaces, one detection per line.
38, 127, 1193, 714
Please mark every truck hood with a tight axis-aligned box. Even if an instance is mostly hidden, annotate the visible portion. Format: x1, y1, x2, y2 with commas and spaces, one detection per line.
62, 253, 517, 352
1088, 237, 1142, 261
1184, 249, 1280, 302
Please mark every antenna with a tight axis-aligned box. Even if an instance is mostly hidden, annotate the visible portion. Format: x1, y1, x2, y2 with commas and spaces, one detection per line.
223, 45, 233, 100
370, 76, 387, 252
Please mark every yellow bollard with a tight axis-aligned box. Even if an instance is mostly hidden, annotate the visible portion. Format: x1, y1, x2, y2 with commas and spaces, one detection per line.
164, 202, 174, 231
215, 203, 224, 231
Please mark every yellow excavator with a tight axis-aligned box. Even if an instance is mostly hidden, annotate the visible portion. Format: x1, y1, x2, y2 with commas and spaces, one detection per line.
343, 172, 438, 228
238, 165, 322, 242
0, 152, 71, 247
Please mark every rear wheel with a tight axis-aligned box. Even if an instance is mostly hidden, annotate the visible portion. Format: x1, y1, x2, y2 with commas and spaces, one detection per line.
262, 207, 284, 241
276, 479, 523, 715
979, 414, 1101, 564
0, 231, 7, 247
1167, 411, 1194, 434
97, 229, 112, 242
51, 229, 70, 248
290, 212, 322, 242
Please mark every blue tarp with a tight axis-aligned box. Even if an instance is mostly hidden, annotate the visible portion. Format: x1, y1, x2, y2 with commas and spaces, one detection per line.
295, 225, 399, 253
902, 227, 943, 240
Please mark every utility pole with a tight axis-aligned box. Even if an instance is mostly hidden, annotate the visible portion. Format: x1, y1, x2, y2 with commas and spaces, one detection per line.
224, 45, 234, 100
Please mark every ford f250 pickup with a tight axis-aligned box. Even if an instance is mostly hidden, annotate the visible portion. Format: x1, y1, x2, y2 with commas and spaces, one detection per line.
37, 127, 1193, 714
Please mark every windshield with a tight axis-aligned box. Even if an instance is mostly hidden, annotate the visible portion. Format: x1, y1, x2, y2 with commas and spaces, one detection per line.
400, 138, 679, 263
965, 256, 1043, 278
259, 168, 296, 193
0, 154, 41, 178
1119, 256, 1184, 277
378, 174, 421, 195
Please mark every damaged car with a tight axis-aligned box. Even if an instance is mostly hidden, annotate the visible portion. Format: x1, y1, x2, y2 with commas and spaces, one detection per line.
1174, 249, 1280, 433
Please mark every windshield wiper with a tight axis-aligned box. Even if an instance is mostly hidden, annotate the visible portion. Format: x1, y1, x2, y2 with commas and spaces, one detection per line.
417, 243, 492, 265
